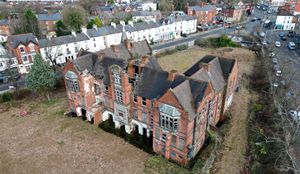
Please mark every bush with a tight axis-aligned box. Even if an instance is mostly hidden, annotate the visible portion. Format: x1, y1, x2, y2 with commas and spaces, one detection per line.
195, 35, 239, 48
252, 103, 263, 113
176, 44, 188, 51
0, 92, 13, 103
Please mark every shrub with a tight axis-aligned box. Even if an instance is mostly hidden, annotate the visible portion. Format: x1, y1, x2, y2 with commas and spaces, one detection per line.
0, 92, 13, 103
195, 35, 239, 48
252, 103, 263, 113
176, 44, 188, 51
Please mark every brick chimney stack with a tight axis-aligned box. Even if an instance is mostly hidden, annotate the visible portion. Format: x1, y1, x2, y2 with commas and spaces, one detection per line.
168, 70, 177, 81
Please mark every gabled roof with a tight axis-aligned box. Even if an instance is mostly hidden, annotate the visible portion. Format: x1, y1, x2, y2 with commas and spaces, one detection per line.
39, 33, 89, 48
189, 5, 216, 12
72, 40, 154, 85
172, 79, 208, 119
184, 55, 235, 80
86, 25, 123, 38
0, 19, 9, 26
38, 13, 62, 21
8, 33, 38, 48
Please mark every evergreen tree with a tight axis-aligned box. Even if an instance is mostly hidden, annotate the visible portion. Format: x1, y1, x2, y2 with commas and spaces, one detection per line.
25, 54, 56, 101
62, 6, 86, 32
55, 20, 71, 36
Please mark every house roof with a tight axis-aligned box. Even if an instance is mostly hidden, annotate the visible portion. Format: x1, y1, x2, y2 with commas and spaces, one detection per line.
8, 33, 38, 48
123, 21, 160, 32
189, 5, 216, 12
38, 13, 62, 21
131, 10, 161, 17
0, 19, 9, 26
39, 33, 90, 48
277, 9, 293, 16
184, 55, 235, 80
172, 79, 208, 119
73, 40, 153, 85
86, 25, 123, 38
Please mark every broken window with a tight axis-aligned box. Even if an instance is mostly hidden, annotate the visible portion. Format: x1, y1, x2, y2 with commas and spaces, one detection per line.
114, 90, 123, 103
160, 114, 179, 132
171, 135, 177, 146
133, 109, 138, 120
133, 95, 137, 102
142, 97, 146, 105
142, 111, 147, 123
161, 133, 167, 142
94, 83, 101, 95
66, 79, 80, 92
114, 74, 121, 84
178, 138, 185, 150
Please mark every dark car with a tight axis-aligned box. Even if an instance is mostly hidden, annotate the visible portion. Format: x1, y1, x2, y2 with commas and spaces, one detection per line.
279, 32, 285, 37
281, 36, 287, 41
287, 31, 294, 37
257, 18, 261, 21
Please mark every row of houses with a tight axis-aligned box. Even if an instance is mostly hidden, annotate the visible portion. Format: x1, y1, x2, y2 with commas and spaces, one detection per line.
62, 40, 239, 165
274, 3, 300, 31
1, 15, 197, 74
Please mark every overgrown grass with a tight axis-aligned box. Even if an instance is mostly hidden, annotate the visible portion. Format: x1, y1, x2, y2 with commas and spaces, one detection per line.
144, 134, 216, 174
195, 35, 239, 48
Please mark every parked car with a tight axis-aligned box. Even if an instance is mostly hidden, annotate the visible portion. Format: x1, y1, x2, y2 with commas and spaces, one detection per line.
275, 41, 281, 47
236, 25, 243, 30
272, 58, 278, 64
287, 31, 294, 37
251, 17, 257, 22
279, 32, 285, 37
289, 110, 300, 122
0, 73, 10, 84
269, 52, 275, 57
281, 36, 287, 41
288, 42, 296, 50
275, 70, 282, 77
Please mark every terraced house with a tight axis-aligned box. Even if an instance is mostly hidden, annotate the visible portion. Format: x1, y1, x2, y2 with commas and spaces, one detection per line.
63, 40, 238, 165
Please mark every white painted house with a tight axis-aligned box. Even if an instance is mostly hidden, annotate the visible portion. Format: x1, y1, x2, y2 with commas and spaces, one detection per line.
38, 16, 197, 65
275, 10, 296, 30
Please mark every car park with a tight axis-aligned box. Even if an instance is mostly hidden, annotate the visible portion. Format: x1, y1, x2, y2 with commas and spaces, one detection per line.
275, 41, 281, 47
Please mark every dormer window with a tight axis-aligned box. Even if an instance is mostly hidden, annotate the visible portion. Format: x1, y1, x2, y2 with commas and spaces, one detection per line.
29, 44, 35, 52
114, 74, 121, 84
19, 47, 25, 53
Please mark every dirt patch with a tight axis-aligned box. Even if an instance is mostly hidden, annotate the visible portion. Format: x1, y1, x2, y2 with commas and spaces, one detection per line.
0, 94, 149, 174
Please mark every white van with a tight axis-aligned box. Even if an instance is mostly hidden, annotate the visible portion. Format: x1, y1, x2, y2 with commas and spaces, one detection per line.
288, 42, 295, 50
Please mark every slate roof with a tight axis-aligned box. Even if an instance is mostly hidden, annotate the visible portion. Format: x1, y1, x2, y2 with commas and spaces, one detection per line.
123, 21, 160, 32
8, 33, 38, 48
189, 5, 216, 12
184, 55, 235, 80
73, 40, 154, 85
86, 25, 123, 38
131, 10, 161, 17
0, 19, 9, 26
172, 79, 208, 119
38, 13, 62, 21
39, 33, 90, 48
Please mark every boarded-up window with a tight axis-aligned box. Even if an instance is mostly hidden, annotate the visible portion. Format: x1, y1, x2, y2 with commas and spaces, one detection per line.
178, 138, 185, 150
171, 135, 177, 146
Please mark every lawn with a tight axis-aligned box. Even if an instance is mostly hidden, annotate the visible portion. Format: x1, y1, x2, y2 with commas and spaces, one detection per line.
0, 90, 149, 174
